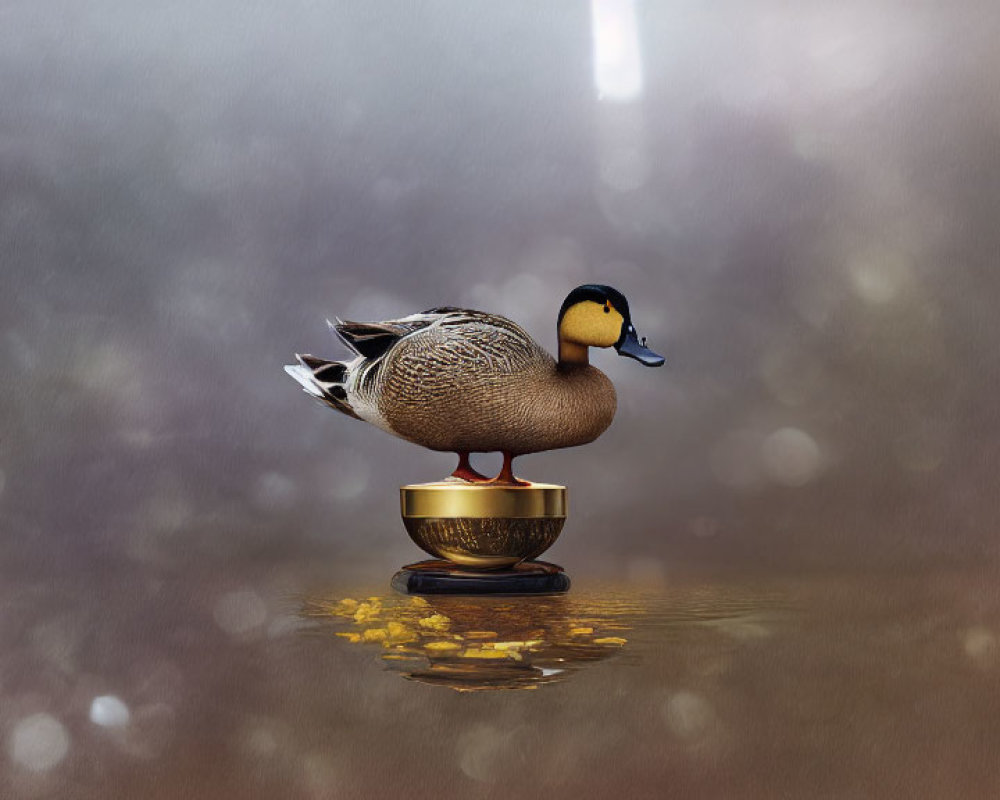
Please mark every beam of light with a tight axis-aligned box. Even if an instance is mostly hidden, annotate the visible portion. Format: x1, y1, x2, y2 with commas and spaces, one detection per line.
590, 0, 644, 102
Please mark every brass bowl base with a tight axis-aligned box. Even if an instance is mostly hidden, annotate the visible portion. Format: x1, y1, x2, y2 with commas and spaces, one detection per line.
401, 516, 566, 569
400, 482, 568, 570
391, 559, 570, 596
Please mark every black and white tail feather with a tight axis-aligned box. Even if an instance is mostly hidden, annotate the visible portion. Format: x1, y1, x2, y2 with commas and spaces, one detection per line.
284, 350, 362, 420
284, 308, 465, 424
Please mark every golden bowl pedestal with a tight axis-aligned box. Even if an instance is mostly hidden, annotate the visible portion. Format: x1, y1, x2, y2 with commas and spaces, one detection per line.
395, 481, 570, 595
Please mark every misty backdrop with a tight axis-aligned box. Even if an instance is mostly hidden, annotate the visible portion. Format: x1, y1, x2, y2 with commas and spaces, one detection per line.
4, 0, 1000, 584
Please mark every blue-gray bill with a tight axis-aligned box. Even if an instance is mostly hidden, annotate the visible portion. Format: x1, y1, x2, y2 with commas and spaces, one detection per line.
616, 328, 665, 366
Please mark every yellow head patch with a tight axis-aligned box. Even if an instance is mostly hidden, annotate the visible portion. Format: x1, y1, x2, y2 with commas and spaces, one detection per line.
558, 300, 624, 348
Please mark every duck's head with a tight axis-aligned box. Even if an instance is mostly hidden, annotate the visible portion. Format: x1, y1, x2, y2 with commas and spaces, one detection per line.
557, 284, 665, 367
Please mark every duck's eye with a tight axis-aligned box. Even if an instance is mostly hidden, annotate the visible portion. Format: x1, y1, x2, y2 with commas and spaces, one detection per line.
603, 304, 611, 314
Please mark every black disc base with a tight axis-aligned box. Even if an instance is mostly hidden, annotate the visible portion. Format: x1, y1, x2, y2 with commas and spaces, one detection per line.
391, 559, 570, 596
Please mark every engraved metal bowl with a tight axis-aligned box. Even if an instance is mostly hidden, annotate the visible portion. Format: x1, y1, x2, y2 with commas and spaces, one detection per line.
400, 481, 567, 570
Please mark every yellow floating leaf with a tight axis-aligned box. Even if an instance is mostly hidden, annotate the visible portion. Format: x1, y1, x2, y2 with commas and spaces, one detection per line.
464, 631, 498, 639
461, 648, 510, 660
386, 621, 417, 642
418, 614, 451, 631
570, 627, 594, 635
335, 632, 361, 643
593, 637, 627, 646
492, 641, 526, 651
362, 628, 388, 642
336, 598, 359, 611
354, 602, 381, 623
424, 640, 461, 651
409, 597, 430, 608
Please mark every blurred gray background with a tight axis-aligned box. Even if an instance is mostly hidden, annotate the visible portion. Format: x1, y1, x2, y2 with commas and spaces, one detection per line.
4, 1, 1000, 797
4, 0, 998, 577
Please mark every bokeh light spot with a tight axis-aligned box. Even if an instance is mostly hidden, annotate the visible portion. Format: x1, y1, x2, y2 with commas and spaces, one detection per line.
761, 428, 821, 487
8, 713, 70, 773
664, 691, 714, 741
214, 590, 268, 636
591, 0, 643, 101
90, 695, 131, 728
963, 627, 997, 666
848, 248, 910, 304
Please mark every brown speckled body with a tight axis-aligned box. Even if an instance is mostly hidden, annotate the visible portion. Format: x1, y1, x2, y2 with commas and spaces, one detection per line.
370, 311, 617, 454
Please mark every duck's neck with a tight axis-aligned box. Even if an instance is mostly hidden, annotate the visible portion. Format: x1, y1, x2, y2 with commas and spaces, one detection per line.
557, 339, 589, 367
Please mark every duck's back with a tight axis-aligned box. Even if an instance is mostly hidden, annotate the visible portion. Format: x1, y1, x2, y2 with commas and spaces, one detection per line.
352, 309, 609, 455
369, 310, 542, 451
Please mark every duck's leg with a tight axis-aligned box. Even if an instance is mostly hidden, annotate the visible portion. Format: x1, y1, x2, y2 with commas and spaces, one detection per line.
490, 451, 530, 487
450, 451, 489, 483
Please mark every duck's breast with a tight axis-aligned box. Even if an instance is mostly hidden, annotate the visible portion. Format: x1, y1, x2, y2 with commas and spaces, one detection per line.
511, 365, 617, 454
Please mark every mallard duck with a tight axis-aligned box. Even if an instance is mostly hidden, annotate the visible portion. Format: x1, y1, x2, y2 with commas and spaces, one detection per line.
285, 284, 663, 485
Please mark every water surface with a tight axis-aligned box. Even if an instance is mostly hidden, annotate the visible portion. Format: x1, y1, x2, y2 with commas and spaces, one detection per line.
8, 566, 996, 798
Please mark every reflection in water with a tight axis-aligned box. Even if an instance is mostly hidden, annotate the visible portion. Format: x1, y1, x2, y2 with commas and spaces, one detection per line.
300, 586, 782, 691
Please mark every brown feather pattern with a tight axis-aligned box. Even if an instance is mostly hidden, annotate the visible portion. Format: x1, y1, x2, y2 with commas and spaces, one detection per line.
352, 309, 618, 455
